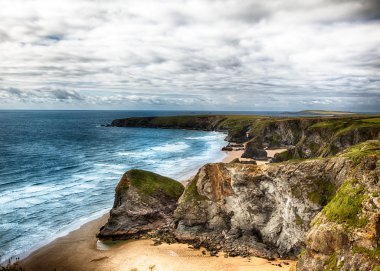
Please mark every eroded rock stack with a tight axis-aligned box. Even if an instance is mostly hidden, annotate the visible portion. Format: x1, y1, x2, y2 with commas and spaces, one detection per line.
97, 169, 184, 239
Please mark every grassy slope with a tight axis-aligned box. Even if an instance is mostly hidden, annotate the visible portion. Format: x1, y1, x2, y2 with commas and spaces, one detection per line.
117, 169, 184, 199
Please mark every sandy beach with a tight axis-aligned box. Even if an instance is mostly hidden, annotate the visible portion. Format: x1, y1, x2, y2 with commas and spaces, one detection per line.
20, 147, 295, 271
222, 149, 244, 162
21, 214, 295, 271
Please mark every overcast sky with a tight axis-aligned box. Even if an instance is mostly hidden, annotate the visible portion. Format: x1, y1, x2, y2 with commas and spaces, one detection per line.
0, 0, 379, 111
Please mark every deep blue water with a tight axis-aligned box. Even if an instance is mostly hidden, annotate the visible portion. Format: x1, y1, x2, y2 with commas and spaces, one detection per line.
0, 110, 232, 261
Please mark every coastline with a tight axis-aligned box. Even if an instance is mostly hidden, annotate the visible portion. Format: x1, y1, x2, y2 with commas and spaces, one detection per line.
21, 213, 294, 271
20, 147, 295, 271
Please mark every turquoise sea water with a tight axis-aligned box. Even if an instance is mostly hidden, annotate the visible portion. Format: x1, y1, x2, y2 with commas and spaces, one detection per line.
0, 110, 229, 261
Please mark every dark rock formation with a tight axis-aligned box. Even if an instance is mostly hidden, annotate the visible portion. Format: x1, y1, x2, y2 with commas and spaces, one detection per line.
241, 145, 268, 160
98, 169, 184, 240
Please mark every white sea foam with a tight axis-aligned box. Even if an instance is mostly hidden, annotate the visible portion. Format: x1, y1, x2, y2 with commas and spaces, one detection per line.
151, 141, 190, 152
185, 132, 226, 141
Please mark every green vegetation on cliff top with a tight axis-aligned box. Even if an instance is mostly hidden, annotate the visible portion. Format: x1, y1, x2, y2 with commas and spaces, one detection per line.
118, 169, 184, 199
297, 110, 354, 115
310, 117, 380, 134
339, 140, 380, 164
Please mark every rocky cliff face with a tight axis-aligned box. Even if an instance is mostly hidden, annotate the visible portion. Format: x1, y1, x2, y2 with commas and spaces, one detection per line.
98, 169, 184, 239
173, 158, 351, 259
244, 118, 380, 160
296, 140, 380, 271
99, 140, 380, 270
111, 115, 380, 158
111, 115, 257, 143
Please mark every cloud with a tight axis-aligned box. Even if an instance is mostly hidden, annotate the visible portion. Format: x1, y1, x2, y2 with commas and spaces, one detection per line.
0, 87, 83, 102
0, 0, 379, 111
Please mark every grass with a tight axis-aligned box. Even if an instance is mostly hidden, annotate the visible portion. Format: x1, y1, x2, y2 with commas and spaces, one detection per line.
310, 118, 380, 135
361, 117, 380, 124
339, 140, 380, 164
324, 253, 338, 270
352, 246, 380, 262
118, 169, 184, 199
182, 173, 207, 203
323, 179, 368, 228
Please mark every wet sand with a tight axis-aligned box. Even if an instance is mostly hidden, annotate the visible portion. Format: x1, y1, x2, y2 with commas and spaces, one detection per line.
21, 215, 295, 271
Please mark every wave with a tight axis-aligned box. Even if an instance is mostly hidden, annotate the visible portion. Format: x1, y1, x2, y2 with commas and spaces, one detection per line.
151, 141, 190, 152
185, 132, 226, 141
0, 121, 227, 262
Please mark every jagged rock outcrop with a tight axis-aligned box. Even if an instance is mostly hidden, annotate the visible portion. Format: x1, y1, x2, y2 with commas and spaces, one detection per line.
98, 169, 184, 239
173, 158, 351, 259
297, 140, 380, 271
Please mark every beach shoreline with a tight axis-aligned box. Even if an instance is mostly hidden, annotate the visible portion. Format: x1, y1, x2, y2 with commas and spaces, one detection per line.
21, 211, 294, 271
20, 145, 294, 271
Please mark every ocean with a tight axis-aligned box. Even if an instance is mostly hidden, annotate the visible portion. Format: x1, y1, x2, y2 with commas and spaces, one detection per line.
0, 110, 232, 261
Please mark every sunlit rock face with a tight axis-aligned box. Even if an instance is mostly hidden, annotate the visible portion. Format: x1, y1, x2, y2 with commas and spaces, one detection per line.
174, 158, 350, 259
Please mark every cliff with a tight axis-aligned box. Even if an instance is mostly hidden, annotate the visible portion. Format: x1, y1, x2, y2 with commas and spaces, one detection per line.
104, 114, 380, 270
98, 169, 184, 239
173, 158, 350, 259
111, 115, 264, 143
297, 140, 380, 271
244, 117, 380, 161
99, 140, 379, 269
173, 140, 380, 269
111, 115, 380, 158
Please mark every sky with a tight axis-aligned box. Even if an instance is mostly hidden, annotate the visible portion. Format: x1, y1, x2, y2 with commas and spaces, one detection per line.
0, 0, 379, 111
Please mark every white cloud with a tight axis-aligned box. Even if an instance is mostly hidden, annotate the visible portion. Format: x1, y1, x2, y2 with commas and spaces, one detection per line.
0, 0, 379, 111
